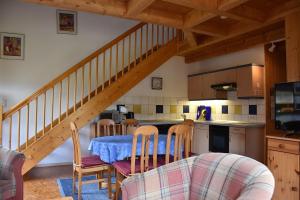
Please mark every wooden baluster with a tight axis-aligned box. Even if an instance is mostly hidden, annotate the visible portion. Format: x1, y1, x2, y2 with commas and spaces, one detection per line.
140, 27, 143, 62
116, 43, 119, 80
167, 27, 169, 42
81, 67, 84, 106
172, 28, 175, 40
151, 24, 154, 53
134, 31, 137, 67
88, 61, 91, 100
17, 110, 20, 151
122, 39, 125, 76
35, 97, 38, 141
162, 25, 165, 45
109, 47, 112, 85
128, 34, 131, 70
9, 115, 12, 149
0, 104, 2, 146
66, 76, 70, 116
59, 81, 62, 123
96, 56, 99, 94
146, 24, 148, 59
51, 87, 54, 128
74, 71, 77, 112
156, 24, 159, 49
43, 92, 46, 135
103, 53, 106, 89
26, 104, 29, 148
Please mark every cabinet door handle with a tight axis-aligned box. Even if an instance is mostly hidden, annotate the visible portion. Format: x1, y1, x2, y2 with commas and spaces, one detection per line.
292, 187, 298, 192
295, 170, 300, 176
278, 144, 285, 148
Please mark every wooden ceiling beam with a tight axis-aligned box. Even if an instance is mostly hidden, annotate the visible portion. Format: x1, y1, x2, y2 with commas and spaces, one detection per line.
184, 31, 198, 47
22, 0, 183, 28
191, 24, 227, 37
126, 0, 155, 16
182, 0, 250, 28
184, 22, 285, 63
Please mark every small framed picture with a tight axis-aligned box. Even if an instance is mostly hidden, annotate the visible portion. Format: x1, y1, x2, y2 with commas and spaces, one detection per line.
0, 33, 25, 60
151, 77, 163, 90
56, 10, 77, 34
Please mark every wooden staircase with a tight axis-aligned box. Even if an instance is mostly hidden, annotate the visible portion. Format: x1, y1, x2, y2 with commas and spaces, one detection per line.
0, 23, 181, 174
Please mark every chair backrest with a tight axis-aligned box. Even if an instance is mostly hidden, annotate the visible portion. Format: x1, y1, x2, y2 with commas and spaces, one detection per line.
131, 125, 158, 174
182, 119, 194, 153
70, 122, 82, 167
165, 124, 191, 164
121, 119, 139, 135
97, 119, 116, 136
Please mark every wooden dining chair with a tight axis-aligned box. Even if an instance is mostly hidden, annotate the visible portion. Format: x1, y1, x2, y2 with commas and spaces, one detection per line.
97, 119, 116, 136
70, 122, 112, 200
121, 119, 139, 135
112, 125, 159, 200
182, 119, 195, 156
165, 124, 191, 164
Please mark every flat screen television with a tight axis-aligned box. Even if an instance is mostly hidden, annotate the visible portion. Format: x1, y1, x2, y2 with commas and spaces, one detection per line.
275, 81, 300, 133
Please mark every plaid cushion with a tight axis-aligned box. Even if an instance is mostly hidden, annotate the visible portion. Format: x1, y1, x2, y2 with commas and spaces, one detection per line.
0, 148, 25, 200
121, 153, 274, 200
121, 157, 195, 200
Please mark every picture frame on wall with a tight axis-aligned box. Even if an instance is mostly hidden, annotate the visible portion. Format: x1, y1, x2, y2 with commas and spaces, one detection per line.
0, 32, 25, 60
56, 10, 77, 35
151, 77, 163, 90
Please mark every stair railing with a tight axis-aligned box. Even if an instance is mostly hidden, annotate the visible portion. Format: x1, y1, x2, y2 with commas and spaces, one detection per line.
0, 22, 179, 151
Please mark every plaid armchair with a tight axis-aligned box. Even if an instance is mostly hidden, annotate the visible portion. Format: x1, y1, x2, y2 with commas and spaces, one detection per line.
0, 148, 25, 200
121, 153, 275, 200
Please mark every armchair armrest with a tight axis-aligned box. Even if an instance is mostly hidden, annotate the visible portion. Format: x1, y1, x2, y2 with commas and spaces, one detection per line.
0, 148, 25, 180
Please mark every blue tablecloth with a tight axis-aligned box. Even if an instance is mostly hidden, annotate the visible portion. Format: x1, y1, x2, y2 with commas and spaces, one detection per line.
88, 135, 175, 163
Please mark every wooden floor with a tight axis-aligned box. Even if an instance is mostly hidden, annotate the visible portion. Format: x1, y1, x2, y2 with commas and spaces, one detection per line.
24, 165, 73, 200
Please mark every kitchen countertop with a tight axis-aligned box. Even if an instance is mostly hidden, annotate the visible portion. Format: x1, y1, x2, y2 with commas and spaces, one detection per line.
139, 119, 265, 128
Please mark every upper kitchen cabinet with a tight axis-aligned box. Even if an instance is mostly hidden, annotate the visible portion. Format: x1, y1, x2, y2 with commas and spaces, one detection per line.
188, 64, 264, 100
188, 75, 203, 100
236, 65, 264, 98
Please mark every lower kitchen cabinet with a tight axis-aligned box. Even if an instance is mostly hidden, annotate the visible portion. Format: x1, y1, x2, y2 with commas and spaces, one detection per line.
192, 124, 209, 154
229, 127, 246, 155
267, 138, 300, 200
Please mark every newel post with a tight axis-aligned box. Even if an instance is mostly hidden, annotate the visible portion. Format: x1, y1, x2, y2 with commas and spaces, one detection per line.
0, 104, 3, 146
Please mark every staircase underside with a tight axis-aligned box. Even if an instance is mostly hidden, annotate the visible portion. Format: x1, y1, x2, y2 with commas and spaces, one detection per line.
22, 39, 178, 174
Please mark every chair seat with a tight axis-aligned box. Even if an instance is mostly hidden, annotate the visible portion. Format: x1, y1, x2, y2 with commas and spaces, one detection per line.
113, 159, 164, 176
0, 180, 15, 199
81, 155, 107, 168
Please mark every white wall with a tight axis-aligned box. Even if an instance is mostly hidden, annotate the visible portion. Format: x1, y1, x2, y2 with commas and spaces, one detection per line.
0, 0, 193, 166
188, 45, 265, 74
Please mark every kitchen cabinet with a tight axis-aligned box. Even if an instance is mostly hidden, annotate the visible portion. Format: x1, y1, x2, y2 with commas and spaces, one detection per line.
229, 127, 245, 155
192, 124, 209, 154
188, 75, 203, 100
236, 65, 264, 98
188, 64, 264, 100
267, 138, 300, 200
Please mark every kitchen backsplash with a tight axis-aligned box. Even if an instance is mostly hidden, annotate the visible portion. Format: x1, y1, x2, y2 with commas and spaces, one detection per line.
107, 91, 265, 122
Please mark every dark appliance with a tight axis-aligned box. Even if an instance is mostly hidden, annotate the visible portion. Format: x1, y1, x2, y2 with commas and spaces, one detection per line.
99, 110, 123, 123
211, 82, 237, 91
275, 82, 300, 133
125, 112, 135, 119
209, 125, 229, 153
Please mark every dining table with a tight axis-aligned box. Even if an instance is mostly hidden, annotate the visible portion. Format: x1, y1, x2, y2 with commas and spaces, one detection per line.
88, 134, 176, 164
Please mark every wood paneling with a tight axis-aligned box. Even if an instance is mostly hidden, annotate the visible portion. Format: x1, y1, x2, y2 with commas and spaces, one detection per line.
285, 11, 300, 82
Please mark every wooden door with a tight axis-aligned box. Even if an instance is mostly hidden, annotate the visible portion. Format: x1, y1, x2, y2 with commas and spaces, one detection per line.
251, 66, 264, 97
268, 150, 300, 200
188, 75, 203, 100
192, 125, 209, 154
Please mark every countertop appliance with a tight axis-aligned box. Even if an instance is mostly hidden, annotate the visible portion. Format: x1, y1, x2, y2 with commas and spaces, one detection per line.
99, 110, 123, 124
209, 125, 229, 153
275, 81, 300, 134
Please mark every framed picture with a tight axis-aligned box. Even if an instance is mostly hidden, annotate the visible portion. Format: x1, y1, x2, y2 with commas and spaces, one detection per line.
56, 10, 77, 34
0, 33, 25, 60
151, 77, 163, 90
